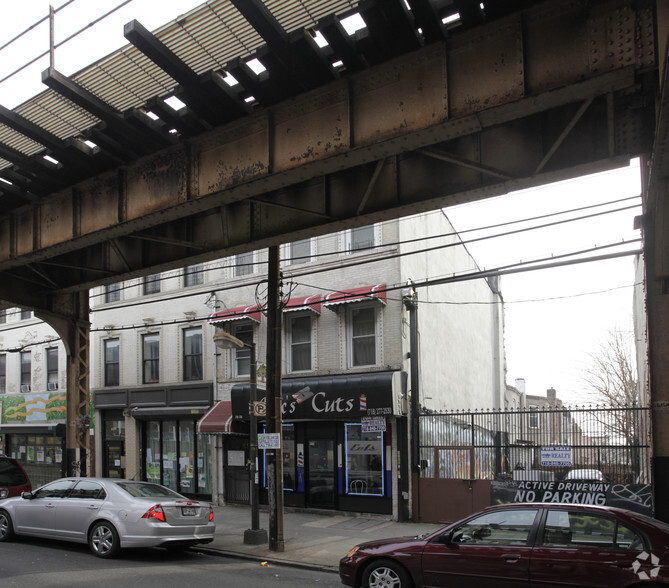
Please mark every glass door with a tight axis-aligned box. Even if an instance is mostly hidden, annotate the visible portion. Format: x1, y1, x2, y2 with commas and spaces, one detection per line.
179, 421, 195, 495
145, 421, 161, 482
306, 438, 335, 508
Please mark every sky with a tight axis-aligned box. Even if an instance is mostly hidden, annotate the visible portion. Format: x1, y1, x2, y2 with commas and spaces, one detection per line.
0, 2, 645, 405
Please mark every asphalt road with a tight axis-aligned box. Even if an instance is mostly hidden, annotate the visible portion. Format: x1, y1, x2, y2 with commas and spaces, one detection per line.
1, 537, 344, 587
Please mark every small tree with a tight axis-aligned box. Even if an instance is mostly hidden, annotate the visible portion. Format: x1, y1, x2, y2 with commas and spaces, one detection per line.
582, 328, 639, 447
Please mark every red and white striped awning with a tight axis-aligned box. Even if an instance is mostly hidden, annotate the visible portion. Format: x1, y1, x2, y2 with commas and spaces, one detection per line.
197, 400, 234, 434
208, 304, 262, 324
323, 284, 387, 308
283, 294, 322, 314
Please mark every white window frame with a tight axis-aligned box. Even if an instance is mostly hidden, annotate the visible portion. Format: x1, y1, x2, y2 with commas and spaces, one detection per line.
285, 238, 313, 266
234, 252, 255, 277
342, 223, 381, 253
529, 405, 539, 429
184, 263, 205, 287
346, 303, 381, 368
286, 312, 315, 373
232, 322, 254, 377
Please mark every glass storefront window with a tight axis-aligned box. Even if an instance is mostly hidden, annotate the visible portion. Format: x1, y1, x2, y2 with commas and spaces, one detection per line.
179, 422, 195, 494
146, 421, 161, 482
163, 421, 178, 491
345, 423, 384, 496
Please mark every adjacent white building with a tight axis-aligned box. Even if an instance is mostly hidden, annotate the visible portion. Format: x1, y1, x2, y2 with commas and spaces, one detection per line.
1, 211, 506, 519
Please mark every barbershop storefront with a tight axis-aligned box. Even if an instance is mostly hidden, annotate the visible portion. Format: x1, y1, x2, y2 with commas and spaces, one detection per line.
231, 371, 407, 516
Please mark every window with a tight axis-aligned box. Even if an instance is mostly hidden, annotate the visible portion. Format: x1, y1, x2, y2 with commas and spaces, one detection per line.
0, 309, 6, 324
233, 323, 253, 376
288, 239, 311, 265
142, 334, 160, 383
183, 327, 203, 381
20, 351, 31, 389
143, 273, 161, 295
184, 264, 204, 287
349, 305, 377, 367
542, 510, 645, 550
346, 424, 384, 496
235, 252, 254, 277
20, 309, 32, 320
0, 354, 5, 393
33, 479, 76, 499
46, 348, 58, 389
288, 314, 312, 372
282, 424, 296, 491
351, 225, 375, 251
105, 283, 121, 303
450, 509, 539, 546
529, 405, 539, 429
69, 481, 106, 500
104, 339, 120, 387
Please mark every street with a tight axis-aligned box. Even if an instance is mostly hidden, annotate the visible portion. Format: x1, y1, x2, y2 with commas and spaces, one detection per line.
1, 537, 343, 587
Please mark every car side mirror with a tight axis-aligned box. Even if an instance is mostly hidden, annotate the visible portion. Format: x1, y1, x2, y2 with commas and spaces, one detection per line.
21, 491, 33, 499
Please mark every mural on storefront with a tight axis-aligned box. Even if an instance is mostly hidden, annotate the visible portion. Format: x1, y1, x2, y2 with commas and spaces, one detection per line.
1, 392, 67, 422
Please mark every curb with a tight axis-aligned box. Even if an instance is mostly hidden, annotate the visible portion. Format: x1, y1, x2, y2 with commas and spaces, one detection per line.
192, 545, 340, 575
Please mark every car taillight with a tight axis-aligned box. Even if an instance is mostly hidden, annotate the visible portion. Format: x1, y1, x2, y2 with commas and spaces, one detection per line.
141, 504, 166, 522
209, 505, 214, 522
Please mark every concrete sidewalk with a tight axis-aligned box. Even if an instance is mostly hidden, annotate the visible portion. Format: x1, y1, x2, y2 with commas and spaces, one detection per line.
199, 503, 443, 572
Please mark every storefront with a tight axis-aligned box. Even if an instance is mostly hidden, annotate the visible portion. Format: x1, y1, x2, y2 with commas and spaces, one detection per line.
0, 391, 68, 486
94, 382, 214, 500
231, 370, 407, 515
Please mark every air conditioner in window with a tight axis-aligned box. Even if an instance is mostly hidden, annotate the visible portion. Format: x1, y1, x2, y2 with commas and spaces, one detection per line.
47, 382, 59, 391
20, 384, 31, 392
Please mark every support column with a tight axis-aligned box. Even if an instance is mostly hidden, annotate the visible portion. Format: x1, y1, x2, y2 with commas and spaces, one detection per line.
37, 291, 91, 478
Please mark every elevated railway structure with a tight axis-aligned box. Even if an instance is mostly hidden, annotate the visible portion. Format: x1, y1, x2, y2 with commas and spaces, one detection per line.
1, 0, 669, 517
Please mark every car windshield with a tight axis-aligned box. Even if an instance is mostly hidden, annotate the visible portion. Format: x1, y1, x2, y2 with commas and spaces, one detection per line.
114, 482, 185, 499
0, 460, 28, 485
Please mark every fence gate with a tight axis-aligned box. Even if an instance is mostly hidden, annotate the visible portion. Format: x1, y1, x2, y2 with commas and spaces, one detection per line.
418, 405, 651, 523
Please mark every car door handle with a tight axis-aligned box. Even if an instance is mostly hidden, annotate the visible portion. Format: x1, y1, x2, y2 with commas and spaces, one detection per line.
87, 504, 100, 510
46, 503, 56, 508
502, 554, 521, 563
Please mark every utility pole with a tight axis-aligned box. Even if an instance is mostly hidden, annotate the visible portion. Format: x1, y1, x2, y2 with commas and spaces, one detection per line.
265, 246, 285, 551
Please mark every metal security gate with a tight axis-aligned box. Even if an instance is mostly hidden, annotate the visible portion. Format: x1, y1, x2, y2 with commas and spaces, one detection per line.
418, 405, 651, 523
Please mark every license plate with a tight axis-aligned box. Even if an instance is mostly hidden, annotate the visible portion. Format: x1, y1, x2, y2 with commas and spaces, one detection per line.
181, 507, 196, 516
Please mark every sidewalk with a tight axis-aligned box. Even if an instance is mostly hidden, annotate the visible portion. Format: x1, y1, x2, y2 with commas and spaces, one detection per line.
198, 503, 443, 572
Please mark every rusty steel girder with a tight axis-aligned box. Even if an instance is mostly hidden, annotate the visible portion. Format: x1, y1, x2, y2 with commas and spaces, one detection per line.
0, 0, 657, 311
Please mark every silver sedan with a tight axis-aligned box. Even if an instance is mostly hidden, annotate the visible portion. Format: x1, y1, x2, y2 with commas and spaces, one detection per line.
0, 477, 216, 558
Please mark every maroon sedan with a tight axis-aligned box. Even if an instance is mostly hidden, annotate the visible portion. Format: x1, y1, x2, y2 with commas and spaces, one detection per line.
339, 503, 669, 587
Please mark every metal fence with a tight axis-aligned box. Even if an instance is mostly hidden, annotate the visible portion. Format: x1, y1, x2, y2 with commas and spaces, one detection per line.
419, 405, 651, 485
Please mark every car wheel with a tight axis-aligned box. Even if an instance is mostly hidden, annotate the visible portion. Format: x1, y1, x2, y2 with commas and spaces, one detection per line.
362, 559, 413, 588
0, 510, 15, 542
89, 521, 120, 558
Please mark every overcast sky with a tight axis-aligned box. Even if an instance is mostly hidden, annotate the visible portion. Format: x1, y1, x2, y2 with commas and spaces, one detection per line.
1, 2, 645, 405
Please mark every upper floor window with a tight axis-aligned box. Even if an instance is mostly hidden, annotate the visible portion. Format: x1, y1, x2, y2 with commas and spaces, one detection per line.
183, 327, 203, 381
288, 239, 311, 265
143, 273, 161, 295
142, 333, 160, 383
20, 309, 32, 320
105, 283, 121, 303
20, 351, 31, 390
46, 348, 58, 389
184, 264, 204, 287
287, 314, 312, 372
0, 309, 6, 324
235, 252, 254, 277
0, 354, 5, 393
348, 305, 377, 367
529, 405, 539, 429
233, 323, 254, 377
104, 339, 120, 387
350, 225, 375, 251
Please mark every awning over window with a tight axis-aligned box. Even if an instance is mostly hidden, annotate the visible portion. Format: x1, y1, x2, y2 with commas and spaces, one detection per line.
209, 304, 262, 324
323, 284, 387, 308
0, 423, 66, 436
283, 294, 321, 314
197, 400, 236, 434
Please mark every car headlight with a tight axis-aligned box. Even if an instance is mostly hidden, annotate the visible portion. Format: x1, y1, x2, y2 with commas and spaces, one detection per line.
346, 545, 360, 558
0, 488, 8, 499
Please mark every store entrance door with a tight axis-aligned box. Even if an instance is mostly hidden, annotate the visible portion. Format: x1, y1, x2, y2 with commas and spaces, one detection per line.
104, 440, 125, 478
306, 436, 336, 509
